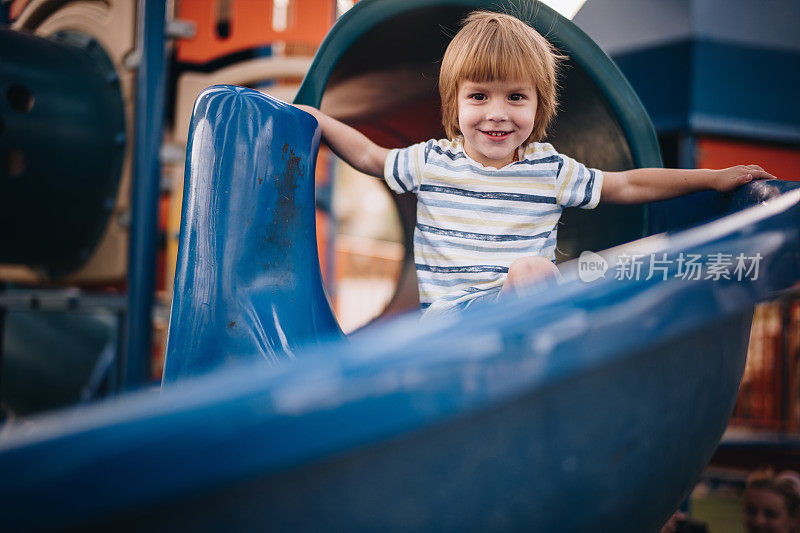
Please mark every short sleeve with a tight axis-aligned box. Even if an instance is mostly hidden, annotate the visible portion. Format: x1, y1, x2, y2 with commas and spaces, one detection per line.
383, 140, 430, 194
554, 153, 604, 209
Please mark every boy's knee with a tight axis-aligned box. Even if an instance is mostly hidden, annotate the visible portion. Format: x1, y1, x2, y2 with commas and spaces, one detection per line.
503, 257, 560, 293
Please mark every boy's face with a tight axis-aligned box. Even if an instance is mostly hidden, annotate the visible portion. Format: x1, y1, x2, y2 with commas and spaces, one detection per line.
457, 79, 537, 169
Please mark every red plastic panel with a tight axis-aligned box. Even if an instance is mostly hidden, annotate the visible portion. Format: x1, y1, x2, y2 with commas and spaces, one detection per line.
697, 136, 800, 181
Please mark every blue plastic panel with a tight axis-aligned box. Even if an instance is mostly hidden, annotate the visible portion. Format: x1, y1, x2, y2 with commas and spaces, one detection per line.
613, 39, 800, 142
162, 87, 343, 382
126, 0, 168, 389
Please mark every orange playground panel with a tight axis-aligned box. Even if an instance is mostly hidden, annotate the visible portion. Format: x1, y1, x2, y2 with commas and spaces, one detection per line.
176, 0, 337, 63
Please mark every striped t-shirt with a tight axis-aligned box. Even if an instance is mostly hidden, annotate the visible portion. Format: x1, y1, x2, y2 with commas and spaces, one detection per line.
383, 138, 603, 313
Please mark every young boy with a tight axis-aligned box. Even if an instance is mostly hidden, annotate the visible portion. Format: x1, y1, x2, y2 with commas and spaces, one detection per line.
296, 11, 774, 316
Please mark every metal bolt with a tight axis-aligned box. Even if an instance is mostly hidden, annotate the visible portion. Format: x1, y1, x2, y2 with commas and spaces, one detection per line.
165, 19, 197, 39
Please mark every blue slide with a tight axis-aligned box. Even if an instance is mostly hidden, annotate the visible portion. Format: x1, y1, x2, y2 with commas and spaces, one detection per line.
0, 84, 798, 532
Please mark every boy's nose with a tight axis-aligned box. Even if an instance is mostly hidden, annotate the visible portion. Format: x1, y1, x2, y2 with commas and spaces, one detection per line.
485, 102, 508, 121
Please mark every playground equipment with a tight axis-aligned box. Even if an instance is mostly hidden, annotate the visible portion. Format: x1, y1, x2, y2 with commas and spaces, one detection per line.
0, 0, 342, 403
1, 0, 138, 283
0, 0, 163, 401
1, 0, 799, 530
163, 0, 663, 380
0, 28, 125, 276
0, 85, 798, 529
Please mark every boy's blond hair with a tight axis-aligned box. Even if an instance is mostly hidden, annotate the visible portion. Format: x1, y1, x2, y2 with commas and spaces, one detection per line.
439, 11, 563, 144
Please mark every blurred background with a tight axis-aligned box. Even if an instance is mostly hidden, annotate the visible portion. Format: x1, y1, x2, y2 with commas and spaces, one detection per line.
0, 1, 798, 529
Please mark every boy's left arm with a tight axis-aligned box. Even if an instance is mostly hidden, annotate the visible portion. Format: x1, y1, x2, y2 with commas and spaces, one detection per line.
600, 165, 776, 204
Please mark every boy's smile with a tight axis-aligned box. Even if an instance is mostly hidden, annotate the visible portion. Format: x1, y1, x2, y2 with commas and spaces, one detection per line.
457, 80, 537, 169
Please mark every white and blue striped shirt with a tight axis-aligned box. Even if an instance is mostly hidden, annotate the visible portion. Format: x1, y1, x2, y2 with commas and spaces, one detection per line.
384, 138, 603, 313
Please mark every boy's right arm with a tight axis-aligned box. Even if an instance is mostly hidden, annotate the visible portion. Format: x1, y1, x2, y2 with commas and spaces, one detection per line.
295, 105, 389, 178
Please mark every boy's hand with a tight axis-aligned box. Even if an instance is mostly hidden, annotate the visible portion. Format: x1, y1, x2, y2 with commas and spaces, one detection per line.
712, 165, 776, 192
